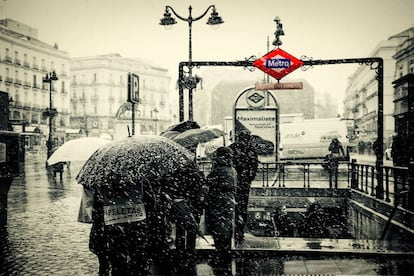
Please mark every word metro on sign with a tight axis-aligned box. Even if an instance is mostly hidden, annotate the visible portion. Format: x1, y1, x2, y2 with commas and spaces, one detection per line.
253, 48, 303, 80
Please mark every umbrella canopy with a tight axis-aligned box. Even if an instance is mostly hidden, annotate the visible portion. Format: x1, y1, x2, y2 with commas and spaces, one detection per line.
160, 120, 200, 135
172, 127, 226, 151
159, 130, 180, 139
76, 135, 205, 239
47, 137, 111, 166
76, 135, 194, 191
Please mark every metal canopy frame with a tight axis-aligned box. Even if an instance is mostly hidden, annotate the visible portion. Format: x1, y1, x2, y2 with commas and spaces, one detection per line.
178, 56, 384, 199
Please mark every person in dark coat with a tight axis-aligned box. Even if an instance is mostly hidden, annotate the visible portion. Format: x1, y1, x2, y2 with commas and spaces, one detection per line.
206, 146, 237, 275
52, 162, 64, 181
327, 138, 345, 188
88, 178, 152, 276
229, 130, 258, 245
390, 133, 410, 195
163, 162, 205, 275
328, 138, 345, 158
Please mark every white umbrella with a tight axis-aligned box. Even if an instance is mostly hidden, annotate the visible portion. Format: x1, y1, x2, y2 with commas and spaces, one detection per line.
47, 137, 111, 166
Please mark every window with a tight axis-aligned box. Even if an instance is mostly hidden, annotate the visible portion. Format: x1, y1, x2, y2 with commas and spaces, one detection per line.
33, 75, 37, 87
93, 73, 97, 83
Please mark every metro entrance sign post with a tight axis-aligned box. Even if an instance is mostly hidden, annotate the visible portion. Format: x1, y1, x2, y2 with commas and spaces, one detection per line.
253, 47, 304, 80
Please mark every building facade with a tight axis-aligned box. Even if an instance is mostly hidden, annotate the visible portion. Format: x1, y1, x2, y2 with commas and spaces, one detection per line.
392, 26, 414, 162
70, 54, 174, 140
342, 31, 409, 151
0, 19, 71, 149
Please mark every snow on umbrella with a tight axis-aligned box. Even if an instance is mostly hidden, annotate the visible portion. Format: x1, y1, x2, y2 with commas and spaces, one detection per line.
47, 137, 111, 166
160, 120, 200, 135
76, 135, 194, 191
159, 130, 180, 139
76, 135, 206, 240
172, 127, 226, 151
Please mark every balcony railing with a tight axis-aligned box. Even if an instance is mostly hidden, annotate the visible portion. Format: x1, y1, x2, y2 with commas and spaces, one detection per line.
4, 56, 12, 63
32, 64, 39, 70
14, 58, 21, 65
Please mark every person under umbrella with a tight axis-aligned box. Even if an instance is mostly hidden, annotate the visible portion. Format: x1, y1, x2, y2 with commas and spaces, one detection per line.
205, 146, 237, 275
229, 130, 259, 246
76, 136, 203, 275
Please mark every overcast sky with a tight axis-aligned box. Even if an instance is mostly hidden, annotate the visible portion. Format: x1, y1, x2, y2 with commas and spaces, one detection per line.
2, 0, 414, 110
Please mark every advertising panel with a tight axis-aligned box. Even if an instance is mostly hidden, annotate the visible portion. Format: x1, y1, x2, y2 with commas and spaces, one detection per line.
235, 109, 278, 162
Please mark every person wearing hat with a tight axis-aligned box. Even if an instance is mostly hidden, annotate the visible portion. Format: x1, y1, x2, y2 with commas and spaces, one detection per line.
205, 146, 237, 275
229, 130, 259, 245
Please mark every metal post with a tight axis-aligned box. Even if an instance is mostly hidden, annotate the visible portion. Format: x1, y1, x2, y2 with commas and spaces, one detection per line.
48, 79, 53, 158
131, 102, 135, 136
43, 71, 58, 160
375, 60, 384, 199
160, 5, 223, 122
188, 6, 193, 121
179, 63, 185, 122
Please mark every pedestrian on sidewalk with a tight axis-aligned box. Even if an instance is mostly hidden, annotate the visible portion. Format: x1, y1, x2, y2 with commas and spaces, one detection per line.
205, 146, 237, 275
52, 162, 64, 181
327, 138, 345, 188
229, 130, 258, 246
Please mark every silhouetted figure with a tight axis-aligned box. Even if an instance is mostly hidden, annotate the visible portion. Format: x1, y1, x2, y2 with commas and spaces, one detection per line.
391, 133, 410, 194
229, 130, 258, 245
88, 181, 151, 276
327, 138, 344, 188
165, 163, 205, 275
272, 205, 294, 237
52, 162, 64, 181
206, 147, 236, 276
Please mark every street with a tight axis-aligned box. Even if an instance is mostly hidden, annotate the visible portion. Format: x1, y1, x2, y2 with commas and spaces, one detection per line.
1, 152, 98, 275
1, 151, 412, 276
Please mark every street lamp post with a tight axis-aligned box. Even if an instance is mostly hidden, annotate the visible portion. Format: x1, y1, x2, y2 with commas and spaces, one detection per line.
151, 108, 159, 135
42, 71, 58, 160
160, 5, 224, 121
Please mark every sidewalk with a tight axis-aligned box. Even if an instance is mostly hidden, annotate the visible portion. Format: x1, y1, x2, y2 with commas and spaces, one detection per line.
1, 154, 412, 275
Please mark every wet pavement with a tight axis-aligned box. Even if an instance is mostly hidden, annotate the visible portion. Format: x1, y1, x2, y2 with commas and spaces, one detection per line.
1, 152, 413, 275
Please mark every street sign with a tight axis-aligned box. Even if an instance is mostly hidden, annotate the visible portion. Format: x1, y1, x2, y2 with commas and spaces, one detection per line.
255, 82, 303, 90
127, 73, 139, 103
253, 48, 303, 80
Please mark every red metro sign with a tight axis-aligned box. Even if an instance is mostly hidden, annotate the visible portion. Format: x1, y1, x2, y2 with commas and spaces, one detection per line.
253, 48, 304, 80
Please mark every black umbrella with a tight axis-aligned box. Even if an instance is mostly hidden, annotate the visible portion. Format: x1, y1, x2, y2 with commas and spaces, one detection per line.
160, 120, 200, 135
172, 127, 226, 151
76, 135, 206, 240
